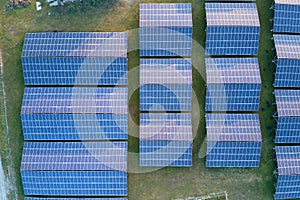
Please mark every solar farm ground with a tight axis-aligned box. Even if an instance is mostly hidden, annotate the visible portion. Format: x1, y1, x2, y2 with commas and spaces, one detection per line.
0, 0, 277, 199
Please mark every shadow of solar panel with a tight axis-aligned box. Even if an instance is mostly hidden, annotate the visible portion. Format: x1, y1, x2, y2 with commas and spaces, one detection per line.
21, 114, 128, 140
21, 171, 127, 196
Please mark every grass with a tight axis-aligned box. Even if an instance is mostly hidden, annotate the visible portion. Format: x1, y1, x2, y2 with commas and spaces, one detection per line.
0, 0, 277, 199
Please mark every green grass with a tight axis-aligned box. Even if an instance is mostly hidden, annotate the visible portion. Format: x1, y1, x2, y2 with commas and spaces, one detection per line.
0, 0, 277, 199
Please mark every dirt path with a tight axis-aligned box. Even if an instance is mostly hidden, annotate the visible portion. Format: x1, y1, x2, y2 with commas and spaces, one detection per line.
0, 156, 8, 200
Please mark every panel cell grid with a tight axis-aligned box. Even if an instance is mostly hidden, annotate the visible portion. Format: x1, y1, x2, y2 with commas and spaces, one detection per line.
274, 2, 300, 33
206, 114, 262, 142
140, 3, 192, 27
275, 175, 300, 199
274, 34, 300, 59
22, 57, 127, 85
22, 32, 127, 58
140, 58, 192, 85
205, 3, 260, 27
140, 140, 192, 167
140, 84, 192, 111
21, 171, 127, 196
206, 84, 261, 111
276, 117, 300, 143
21, 114, 127, 141
274, 59, 300, 87
206, 141, 261, 167
276, 146, 300, 176
275, 90, 300, 117
21, 142, 127, 171
21, 87, 128, 114
25, 198, 127, 200
206, 58, 261, 84
140, 113, 192, 141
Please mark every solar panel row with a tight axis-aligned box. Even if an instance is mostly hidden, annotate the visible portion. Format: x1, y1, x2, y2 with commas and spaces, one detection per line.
21, 32, 129, 198
139, 4, 193, 167
25, 198, 128, 200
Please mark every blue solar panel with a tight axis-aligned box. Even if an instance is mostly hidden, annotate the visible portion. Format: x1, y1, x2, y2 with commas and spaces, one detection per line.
206, 84, 261, 111
21, 142, 127, 171
274, 59, 300, 87
140, 27, 192, 57
206, 26, 260, 55
276, 146, 300, 176
275, 90, 300, 117
140, 84, 191, 111
275, 175, 300, 200
21, 87, 128, 114
140, 58, 192, 85
140, 140, 192, 167
274, 34, 300, 59
276, 117, 300, 143
22, 57, 127, 85
21, 171, 127, 196
206, 114, 262, 142
22, 32, 127, 58
274, 3, 300, 34
21, 114, 127, 140
206, 141, 261, 167
24, 198, 127, 200
206, 58, 261, 84
205, 3, 260, 56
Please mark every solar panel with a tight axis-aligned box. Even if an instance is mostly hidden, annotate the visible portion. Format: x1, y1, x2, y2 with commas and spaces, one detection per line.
140, 58, 192, 85
276, 146, 300, 176
140, 3, 192, 27
206, 58, 261, 84
140, 113, 192, 141
21, 87, 128, 114
275, 90, 300, 117
273, 2, 300, 33
274, 59, 300, 87
21, 171, 127, 196
274, 34, 300, 59
139, 113, 192, 167
22, 57, 127, 85
205, 3, 260, 55
206, 114, 262, 142
275, 117, 300, 143
140, 84, 192, 111
22, 32, 127, 58
24, 198, 128, 200
275, 175, 300, 199
21, 142, 127, 171
140, 4, 192, 57
206, 84, 261, 111
206, 141, 261, 167
140, 140, 192, 167
21, 114, 127, 140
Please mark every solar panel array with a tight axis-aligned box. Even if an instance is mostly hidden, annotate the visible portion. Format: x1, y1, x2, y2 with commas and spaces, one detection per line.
21, 32, 128, 198
273, 6, 300, 196
139, 5, 193, 167
21, 171, 127, 196
273, 0, 300, 34
205, 3, 260, 55
21, 114, 127, 140
140, 3, 192, 57
22, 32, 127, 85
205, 3, 261, 168
206, 58, 261, 111
275, 146, 300, 199
140, 113, 192, 166
206, 114, 262, 167
25, 198, 128, 200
